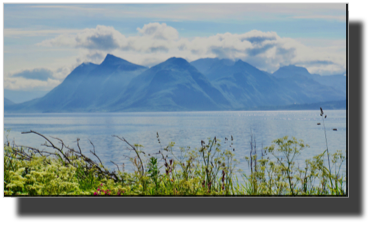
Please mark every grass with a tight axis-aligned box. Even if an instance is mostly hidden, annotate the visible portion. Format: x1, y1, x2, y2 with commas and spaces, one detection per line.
4, 132, 346, 196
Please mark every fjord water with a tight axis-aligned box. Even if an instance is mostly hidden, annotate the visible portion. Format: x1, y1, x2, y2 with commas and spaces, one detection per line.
4, 110, 346, 177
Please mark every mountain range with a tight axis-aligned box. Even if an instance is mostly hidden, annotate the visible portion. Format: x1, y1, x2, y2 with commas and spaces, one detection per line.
4, 54, 346, 113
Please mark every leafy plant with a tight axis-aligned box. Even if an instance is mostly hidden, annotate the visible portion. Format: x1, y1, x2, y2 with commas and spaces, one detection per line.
4, 130, 346, 196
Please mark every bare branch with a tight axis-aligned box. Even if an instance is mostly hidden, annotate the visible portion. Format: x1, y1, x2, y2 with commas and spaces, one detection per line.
110, 161, 121, 172
22, 130, 72, 164
113, 135, 144, 175
76, 138, 82, 154
21, 130, 120, 182
89, 140, 104, 166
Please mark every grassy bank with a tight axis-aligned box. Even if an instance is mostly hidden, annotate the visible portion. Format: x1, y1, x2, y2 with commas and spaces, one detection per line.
4, 131, 346, 196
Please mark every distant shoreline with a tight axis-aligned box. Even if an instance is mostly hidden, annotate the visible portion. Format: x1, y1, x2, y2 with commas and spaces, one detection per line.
4, 99, 346, 114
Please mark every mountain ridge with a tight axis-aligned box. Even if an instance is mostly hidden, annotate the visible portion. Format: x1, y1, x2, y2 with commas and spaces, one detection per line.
5, 55, 347, 113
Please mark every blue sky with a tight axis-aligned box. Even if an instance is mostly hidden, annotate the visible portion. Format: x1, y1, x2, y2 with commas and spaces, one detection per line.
4, 3, 346, 95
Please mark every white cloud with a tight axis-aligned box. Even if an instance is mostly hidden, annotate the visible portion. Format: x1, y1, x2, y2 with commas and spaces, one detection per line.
38, 25, 128, 51
137, 23, 179, 41
37, 23, 346, 75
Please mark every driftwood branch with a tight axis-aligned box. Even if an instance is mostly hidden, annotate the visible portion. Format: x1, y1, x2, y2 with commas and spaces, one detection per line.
113, 135, 145, 175
110, 161, 121, 172
15, 144, 56, 157
22, 130, 72, 164
76, 138, 82, 154
89, 140, 104, 166
21, 130, 120, 182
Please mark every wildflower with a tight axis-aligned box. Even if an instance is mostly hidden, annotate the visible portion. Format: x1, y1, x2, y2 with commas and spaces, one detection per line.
94, 192, 97, 195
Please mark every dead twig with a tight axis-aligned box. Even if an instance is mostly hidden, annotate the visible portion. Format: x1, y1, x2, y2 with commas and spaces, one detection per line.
89, 140, 104, 166
110, 161, 121, 172
113, 135, 145, 175
22, 130, 72, 164
21, 130, 120, 182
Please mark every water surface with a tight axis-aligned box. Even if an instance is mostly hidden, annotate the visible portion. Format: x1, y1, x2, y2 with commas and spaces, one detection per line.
4, 110, 347, 178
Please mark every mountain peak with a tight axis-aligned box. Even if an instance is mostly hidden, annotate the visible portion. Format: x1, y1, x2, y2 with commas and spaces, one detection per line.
101, 54, 127, 65
277, 65, 310, 74
79, 62, 97, 67
157, 57, 191, 70
234, 59, 249, 66
100, 54, 146, 71
166, 57, 188, 64
273, 64, 311, 79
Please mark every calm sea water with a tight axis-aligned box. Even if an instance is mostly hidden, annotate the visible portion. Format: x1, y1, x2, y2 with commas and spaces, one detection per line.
4, 110, 347, 178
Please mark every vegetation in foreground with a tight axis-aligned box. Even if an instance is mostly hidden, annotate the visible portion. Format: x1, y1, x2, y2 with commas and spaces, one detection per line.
4, 130, 346, 196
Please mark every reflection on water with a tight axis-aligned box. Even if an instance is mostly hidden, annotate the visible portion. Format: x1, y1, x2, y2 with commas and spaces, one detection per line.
4, 110, 346, 177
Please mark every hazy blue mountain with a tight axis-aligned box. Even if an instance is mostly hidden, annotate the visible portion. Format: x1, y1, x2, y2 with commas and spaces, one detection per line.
192, 58, 293, 108
61, 54, 147, 111
311, 74, 346, 94
191, 58, 345, 109
273, 65, 346, 95
5, 56, 346, 113
192, 58, 270, 82
272, 65, 311, 79
4, 89, 48, 104
6, 54, 147, 112
109, 57, 231, 111
272, 65, 345, 101
190, 58, 235, 77
4, 98, 14, 107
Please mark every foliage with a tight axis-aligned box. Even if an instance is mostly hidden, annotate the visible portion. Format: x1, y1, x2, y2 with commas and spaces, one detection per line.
4, 134, 346, 196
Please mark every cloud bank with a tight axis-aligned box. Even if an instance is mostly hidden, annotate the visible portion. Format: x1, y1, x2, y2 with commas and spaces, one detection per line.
11, 68, 54, 81
6, 22, 345, 91
38, 23, 345, 76
5, 66, 72, 91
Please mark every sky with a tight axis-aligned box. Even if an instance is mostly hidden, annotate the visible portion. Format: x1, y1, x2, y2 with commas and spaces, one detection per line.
3, 3, 347, 94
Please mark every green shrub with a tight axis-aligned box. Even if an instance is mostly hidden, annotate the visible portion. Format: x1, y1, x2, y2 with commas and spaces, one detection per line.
3, 135, 346, 196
